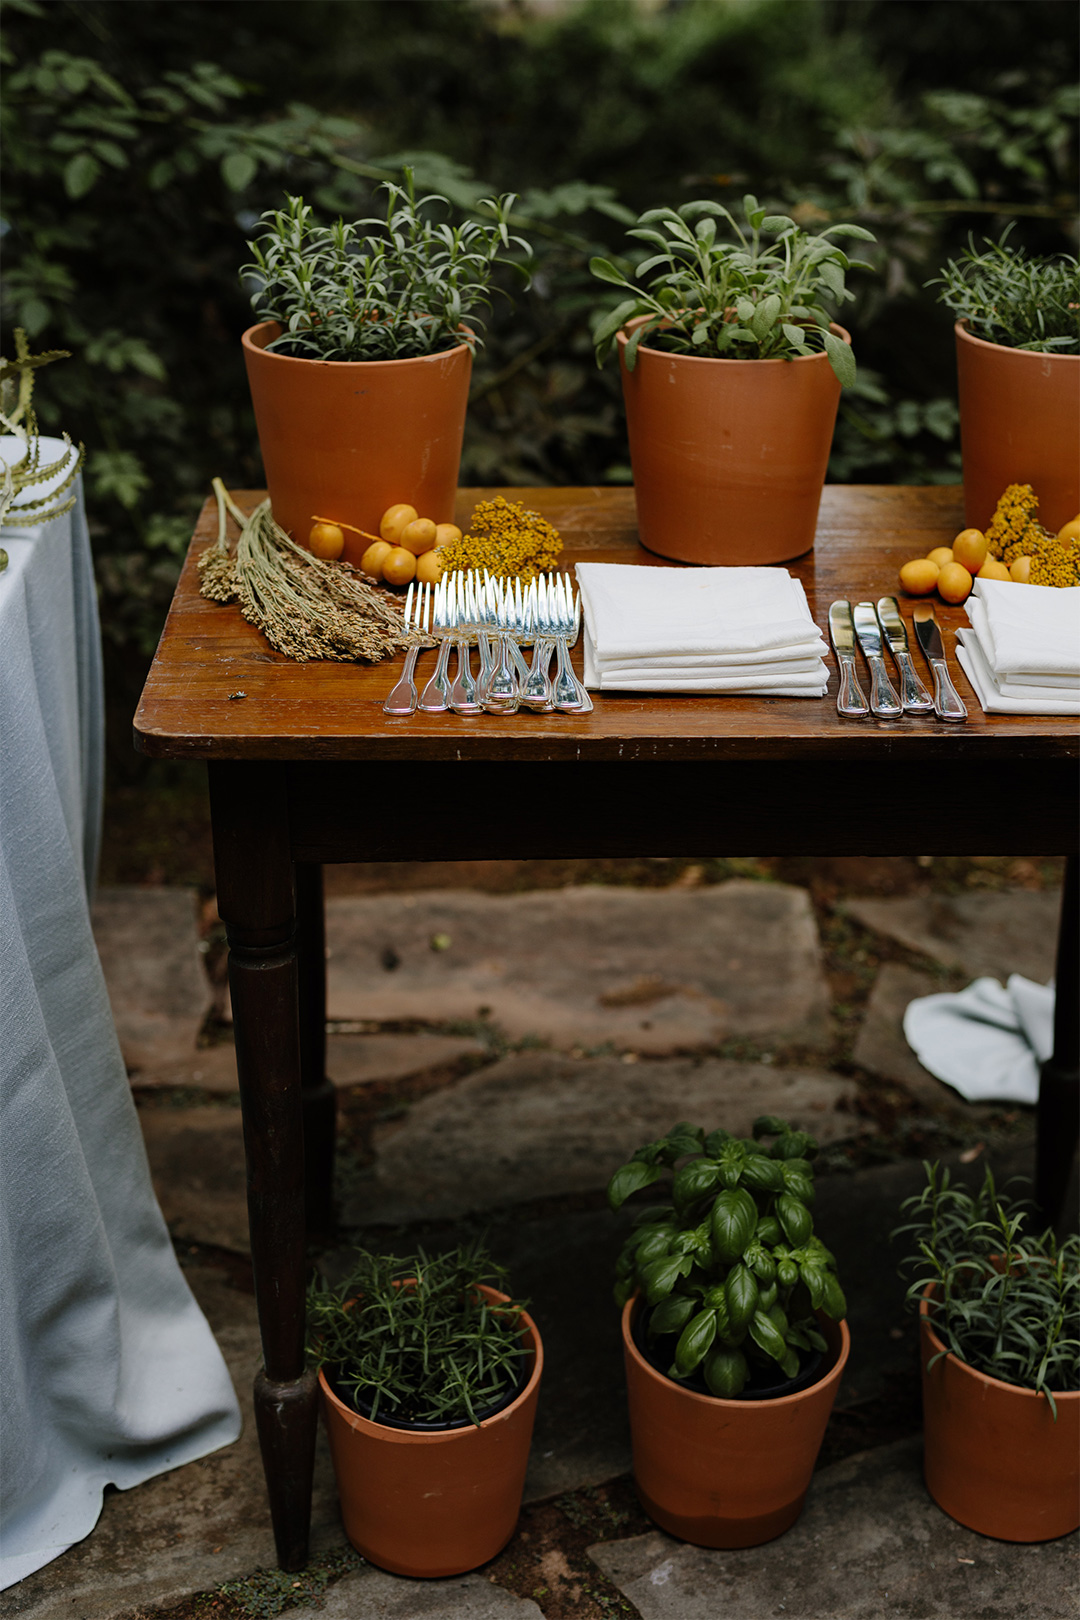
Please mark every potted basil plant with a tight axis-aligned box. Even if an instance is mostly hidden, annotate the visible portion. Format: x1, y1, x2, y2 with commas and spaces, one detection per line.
308, 1243, 543, 1577
929, 233, 1080, 533
609, 1116, 850, 1549
895, 1162, 1079, 1542
590, 196, 875, 565
242, 172, 530, 563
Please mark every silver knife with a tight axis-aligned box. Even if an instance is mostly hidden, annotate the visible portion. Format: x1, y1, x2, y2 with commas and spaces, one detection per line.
828, 601, 869, 718
853, 601, 903, 719
875, 597, 934, 714
912, 604, 968, 721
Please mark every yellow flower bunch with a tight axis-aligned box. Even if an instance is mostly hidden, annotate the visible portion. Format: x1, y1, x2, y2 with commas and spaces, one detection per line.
985, 483, 1079, 587
437, 496, 563, 581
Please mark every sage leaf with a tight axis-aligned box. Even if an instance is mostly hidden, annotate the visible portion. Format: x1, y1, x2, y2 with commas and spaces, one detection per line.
823, 328, 856, 388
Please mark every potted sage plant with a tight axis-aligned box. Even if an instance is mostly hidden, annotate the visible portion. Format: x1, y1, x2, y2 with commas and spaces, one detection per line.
895, 1162, 1079, 1542
609, 1116, 850, 1549
929, 234, 1080, 534
590, 196, 875, 565
241, 171, 529, 562
308, 1242, 543, 1577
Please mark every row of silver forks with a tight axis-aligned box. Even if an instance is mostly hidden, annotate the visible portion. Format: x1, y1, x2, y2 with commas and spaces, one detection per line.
383, 570, 593, 717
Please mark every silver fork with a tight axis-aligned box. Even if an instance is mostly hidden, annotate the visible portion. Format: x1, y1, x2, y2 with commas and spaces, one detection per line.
418, 577, 453, 712
449, 572, 482, 716
479, 574, 521, 715
382, 582, 428, 716
552, 573, 593, 714
521, 575, 556, 712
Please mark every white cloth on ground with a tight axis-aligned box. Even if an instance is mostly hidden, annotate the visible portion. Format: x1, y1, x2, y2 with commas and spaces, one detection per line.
902, 974, 1055, 1106
0, 445, 241, 1591
575, 563, 830, 696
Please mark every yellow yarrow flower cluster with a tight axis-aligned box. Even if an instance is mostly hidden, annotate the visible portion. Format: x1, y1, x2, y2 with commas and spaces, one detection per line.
985, 483, 1080, 587
437, 496, 563, 581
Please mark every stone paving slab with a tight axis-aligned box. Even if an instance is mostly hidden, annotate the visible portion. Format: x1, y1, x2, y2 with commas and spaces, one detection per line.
843, 889, 1061, 985
587, 1436, 1078, 1620
4, 1267, 343, 1620
329, 1032, 489, 1086
130, 1044, 239, 1093
139, 1105, 249, 1253
320, 882, 830, 1051
316, 1569, 544, 1618
91, 887, 210, 1071
853, 962, 983, 1109
340, 1054, 857, 1226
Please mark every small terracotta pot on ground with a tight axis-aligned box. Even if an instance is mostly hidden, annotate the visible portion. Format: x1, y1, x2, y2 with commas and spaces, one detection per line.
241, 321, 472, 565
318, 1287, 543, 1578
919, 1297, 1079, 1542
620, 1295, 850, 1548
954, 322, 1080, 534
617, 321, 848, 566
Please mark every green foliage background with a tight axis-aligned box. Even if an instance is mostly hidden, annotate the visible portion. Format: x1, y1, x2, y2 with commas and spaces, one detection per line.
1, 0, 1077, 779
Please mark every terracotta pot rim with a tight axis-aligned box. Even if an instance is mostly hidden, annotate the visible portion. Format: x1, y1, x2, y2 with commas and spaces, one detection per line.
953, 320, 1080, 363
617, 316, 851, 367
242, 319, 474, 369
318, 1288, 543, 1444
621, 1294, 850, 1409
919, 1294, 1079, 1405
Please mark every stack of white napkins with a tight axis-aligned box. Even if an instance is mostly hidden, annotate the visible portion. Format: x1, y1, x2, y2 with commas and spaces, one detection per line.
575, 563, 830, 696
956, 578, 1080, 715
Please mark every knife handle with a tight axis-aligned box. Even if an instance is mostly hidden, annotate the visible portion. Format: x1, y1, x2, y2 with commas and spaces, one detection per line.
835, 653, 869, 718
930, 657, 968, 721
895, 650, 935, 714
865, 654, 903, 719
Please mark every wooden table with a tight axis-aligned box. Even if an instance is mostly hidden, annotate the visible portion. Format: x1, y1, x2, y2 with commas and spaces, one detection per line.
135, 485, 1078, 1571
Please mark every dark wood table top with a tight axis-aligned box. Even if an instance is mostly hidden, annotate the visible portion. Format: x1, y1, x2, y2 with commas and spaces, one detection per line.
134, 485, 1078, 764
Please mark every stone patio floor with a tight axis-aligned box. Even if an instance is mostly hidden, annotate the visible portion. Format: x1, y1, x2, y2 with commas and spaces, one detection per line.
7, 858, 1076, 1620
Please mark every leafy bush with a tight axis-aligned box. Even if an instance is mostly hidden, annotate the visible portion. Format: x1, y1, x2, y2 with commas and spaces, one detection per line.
895, 1163, 1080, 1414
591, 195, 874, 385
929, 232, 1080, 352
608, 1117, 845, 1399
244, 176, 528, 361
306, 1245, 529, 1427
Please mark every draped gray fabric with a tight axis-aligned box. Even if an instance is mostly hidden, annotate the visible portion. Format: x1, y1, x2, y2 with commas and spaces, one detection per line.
0, 455, 241, 1589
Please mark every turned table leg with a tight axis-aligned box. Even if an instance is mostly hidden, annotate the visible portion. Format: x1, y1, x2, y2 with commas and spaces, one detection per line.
1037, 853, 1079, 1228
209, 761, 316, 1572
295, 862, 336, 1236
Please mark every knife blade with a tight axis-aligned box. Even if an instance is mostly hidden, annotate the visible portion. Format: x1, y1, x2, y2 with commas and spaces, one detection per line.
876, 596, 934, 714
853, 601, 903, 718
912, 604, 968, 721
828, 601, 868, 718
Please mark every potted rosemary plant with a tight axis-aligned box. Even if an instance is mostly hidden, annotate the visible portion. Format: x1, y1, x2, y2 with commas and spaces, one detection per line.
930, 234, 1080, 533
608, 1116, 850, 1549
241, 173, 528, 563
895, 1163, 1079, 1543
308, 1243, 543, 1577
590, 196, 874, 565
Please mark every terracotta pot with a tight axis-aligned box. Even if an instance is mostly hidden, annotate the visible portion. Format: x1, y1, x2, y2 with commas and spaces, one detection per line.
319, 1287, 543, 1577
620, 1295, 850, 1548
919, 1294, 1079, 1541
241, 321, 472, 565
955, 321, 1080, 534
617, 320, 848, 566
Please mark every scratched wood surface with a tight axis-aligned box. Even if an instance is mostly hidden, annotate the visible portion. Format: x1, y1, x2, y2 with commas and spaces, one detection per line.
134, 486, 1079, 763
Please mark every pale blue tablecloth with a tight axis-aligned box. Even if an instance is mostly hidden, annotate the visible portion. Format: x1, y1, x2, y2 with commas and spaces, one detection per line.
0, 444, 241, 1589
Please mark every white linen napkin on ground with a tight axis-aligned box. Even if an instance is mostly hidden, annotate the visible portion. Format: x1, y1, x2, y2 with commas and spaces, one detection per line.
575, 563, 830, 696
903, 975, 1055, 1106
957, 579, 1080, 714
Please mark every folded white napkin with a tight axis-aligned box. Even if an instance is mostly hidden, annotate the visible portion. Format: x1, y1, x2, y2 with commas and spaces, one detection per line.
967, 578, 1080, 684
576, 563, 829, 696
903, 974, 1054, 1106
957, 630, 1080, 716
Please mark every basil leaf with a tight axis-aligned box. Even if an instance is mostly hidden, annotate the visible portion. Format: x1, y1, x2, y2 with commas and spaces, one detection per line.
649, 1292, 696, 1338
675, 1308, 719, 1375
704, 1347, 748, 1397
726, 1262, 759, 1330
822, 1273, 847, 1321
742, 1156, 786, 1194
672, 1157, 722, 1212
607, 1160, 662, 1211
749, 1309, 788, 1365
777, 1194, 812, 1248
642, 1254, 692, 1305
710, 1187, 758, 1262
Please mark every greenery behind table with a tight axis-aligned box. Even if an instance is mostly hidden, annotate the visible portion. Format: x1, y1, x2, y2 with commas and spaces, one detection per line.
1, 0, 1076, 786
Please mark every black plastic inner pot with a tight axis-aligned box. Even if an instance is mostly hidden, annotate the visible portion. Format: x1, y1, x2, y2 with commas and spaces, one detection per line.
633, 1303, 825, 1402
324, 1353, 529, 1432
